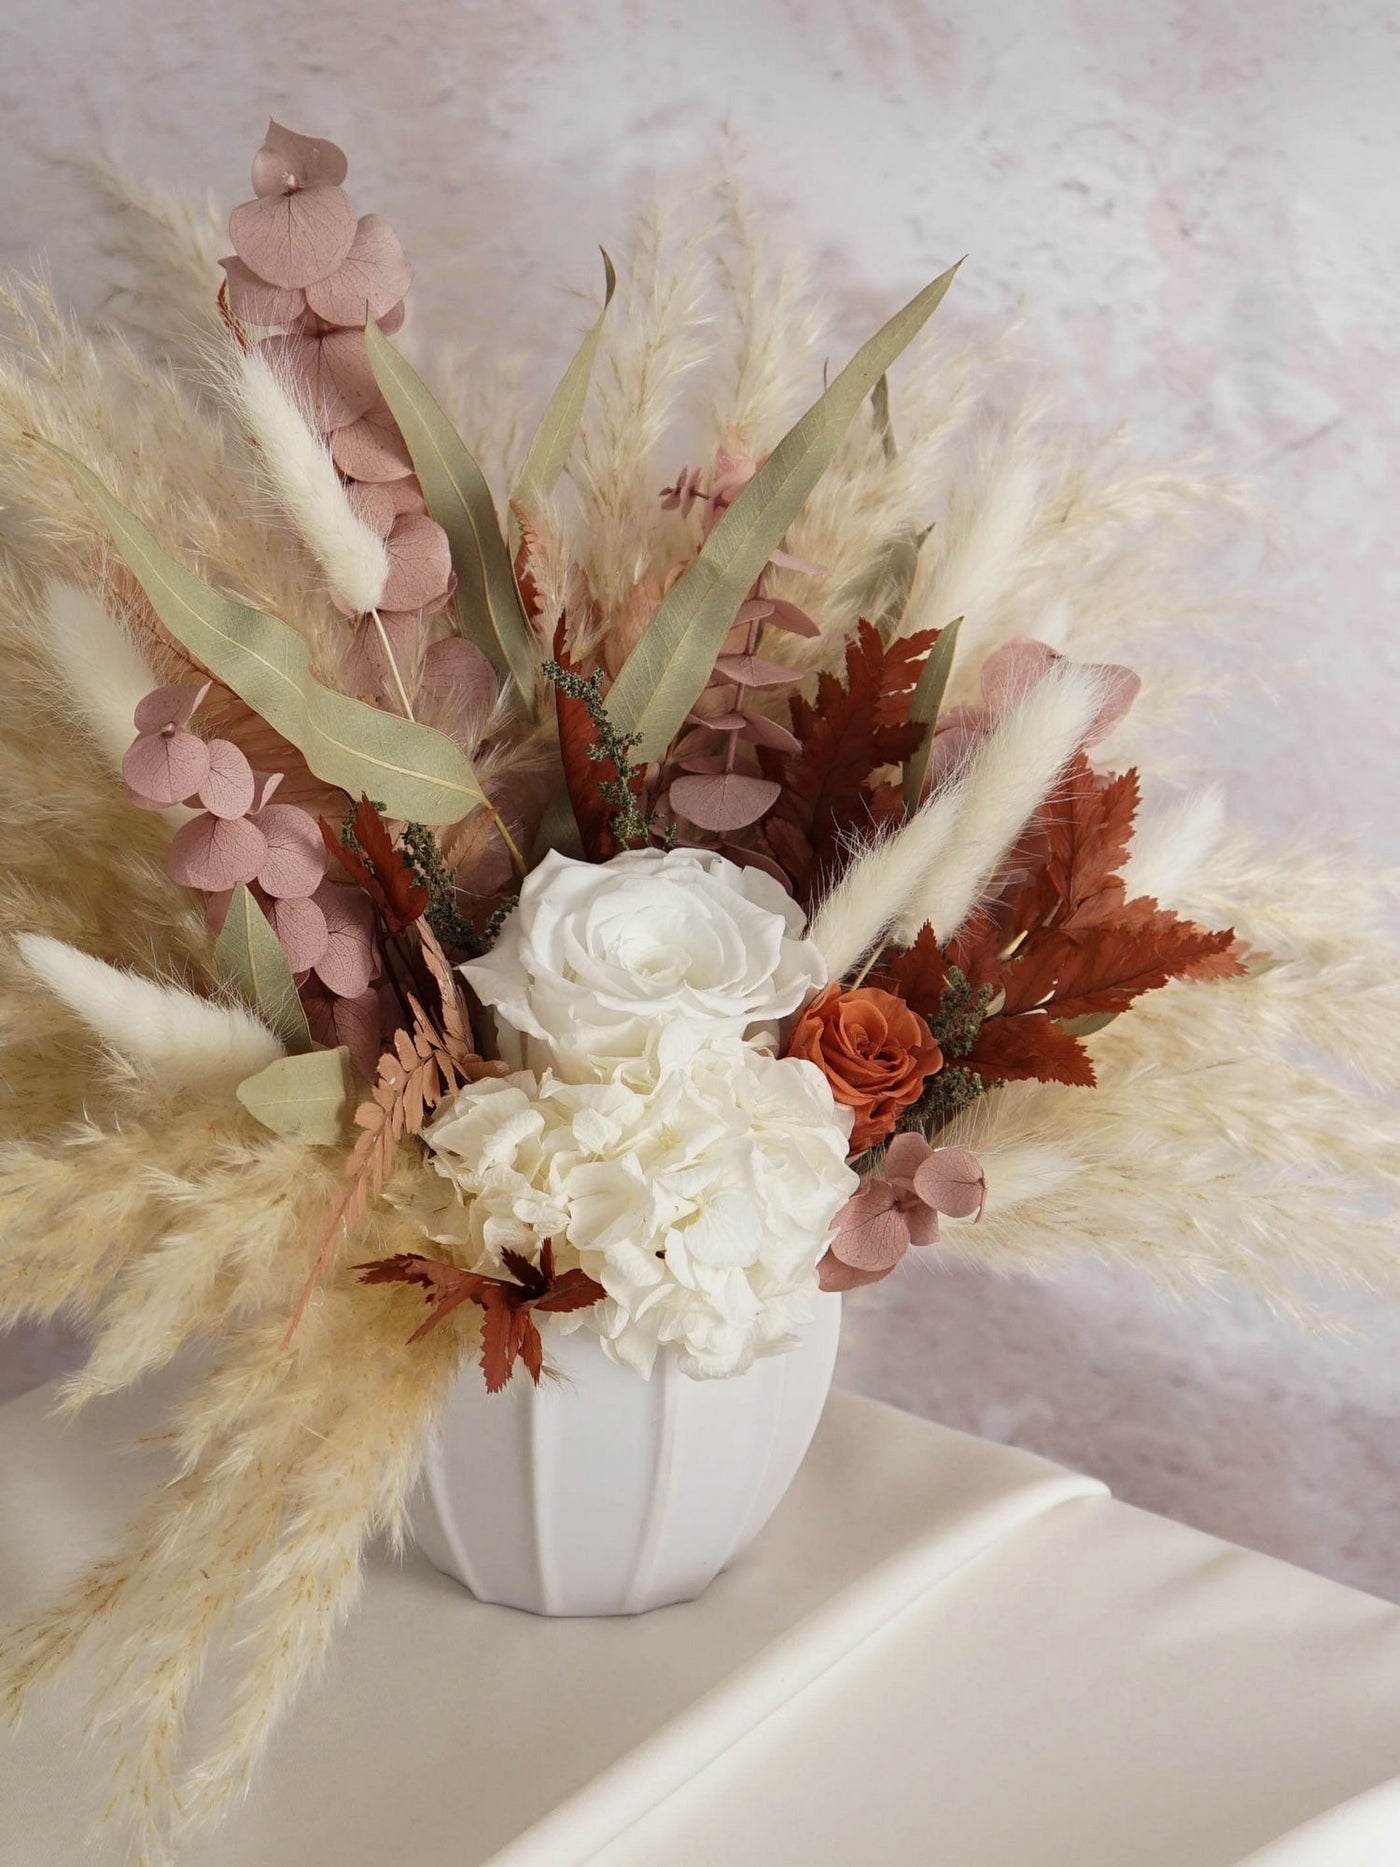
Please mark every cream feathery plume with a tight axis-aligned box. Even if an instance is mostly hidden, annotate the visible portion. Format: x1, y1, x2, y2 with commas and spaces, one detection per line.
228, 347, 390, 616
1119, 785, 1226, 909
15, 934, 281, 1088
897, 659, 1107, 945
38, 580, 158, 775
807, 784, 965, 981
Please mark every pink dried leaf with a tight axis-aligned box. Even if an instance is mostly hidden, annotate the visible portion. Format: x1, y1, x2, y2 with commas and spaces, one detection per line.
330, 397, 415, 481
303, 980, 382, 1079
817, 1249, 890, 1293
911, 1146, 987, 1222
122, 726, 210, 807
219, 257, 306, 327
380, 511, 454, 612
720, 843, 793, 889
830, 1183, 910, 1271
264, 890, 330, 972
197, 739, 257, 819
133, 682, 211, 733
339, 613, 425, 707
251, 121, 349, 197
168, 812, 267, 891
738, 710, 801, 755
254, 802, 330, 899
250, 771, 284, 812
668, 772, 781, 832
766, 598, 823, 637
260, 326, 379, 430
345, 480, 397, 538
418, 637, 498, 739
375, 299, 407, 336
310, 880, 377, 998
767, 547, 825, 577
673, 753, 730, 775
978, 638, 1141, 745
712, 653, 801, 691
304, 214, 414, 325
230, 184, 358, 290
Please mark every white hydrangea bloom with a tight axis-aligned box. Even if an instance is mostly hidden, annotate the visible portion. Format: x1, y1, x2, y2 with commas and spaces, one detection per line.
417, 1048, 856, 1379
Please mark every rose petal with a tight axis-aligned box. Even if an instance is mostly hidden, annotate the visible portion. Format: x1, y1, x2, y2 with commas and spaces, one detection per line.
712, 653, 800, 691
196, 739, 256, 819
263, 892, 329, 971
260, 326, 378, 430
304, 214, 414, 325
912, 1146, 987, 1221
122, 727, 210, 807
168, 813, 267, 891
253, 802, 330, 899
230, 184, 358, 289
668, 772, 782, 833
329, 397, 415, 481
219, 257, 306, 327
380, 511, 454, 612
310, 880, 377, 997
133, 682, 211, 733
251, 121, 349, 197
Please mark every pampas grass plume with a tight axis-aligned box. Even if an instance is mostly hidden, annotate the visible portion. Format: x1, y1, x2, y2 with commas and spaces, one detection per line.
229, 348, 389, 615
39, 581, 158, 775
808, 785, 965, 980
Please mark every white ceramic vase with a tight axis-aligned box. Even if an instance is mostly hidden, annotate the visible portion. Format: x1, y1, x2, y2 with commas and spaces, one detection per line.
410, 1292, 842, 1616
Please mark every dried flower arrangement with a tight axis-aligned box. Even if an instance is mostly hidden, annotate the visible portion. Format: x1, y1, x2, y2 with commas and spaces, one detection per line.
2, 121, 1399, 1862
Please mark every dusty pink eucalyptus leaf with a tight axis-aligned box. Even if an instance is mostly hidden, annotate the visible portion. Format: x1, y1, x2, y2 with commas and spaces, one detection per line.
418, 637, 498, 738
673, 753, 729, 775
303, 980, 383, 1079
230, 184, 358, 290
253, 802, 329, 899
978, 638, 1141, 746
345, 480, 397, 537
251, 121, 349, 197
375, 299, 407, 336
261, 326, 378, 430
250, 771, 284, 812
712, 653, 800, 691
168, 812, 267, 891
668, 772, 781, 833
133, 682, 211, 733
767, 547, 825, 577
219, 257, 306, 327
739, 710, 802, 755
310, 880, 378, 997
122, 726, 210, 807
304, 213, 414, 325
829, 1183, 909, 1271
736, 596, 821, 639
721, 843, 793, 889
380, 511, 454, 612
329, 397, 415, 480
817, 1250, 891, 1293
197, 739, 257, 819
339, 613, 424, 707
691, 710, 748, 732
264, 891, 329, 972
911, 1146, 987, 1222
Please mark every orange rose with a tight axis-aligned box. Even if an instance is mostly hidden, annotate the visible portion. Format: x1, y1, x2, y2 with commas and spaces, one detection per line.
786, 984, 943, 1153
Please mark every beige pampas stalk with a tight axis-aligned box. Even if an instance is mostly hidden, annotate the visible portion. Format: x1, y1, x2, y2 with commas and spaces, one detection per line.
228, 347, 390, 615
898, 660, 1107, 945
807, 784, 966, 981
37, 580, 159, 775
15, 934, 282, 1088
1119, 785, 1226, 909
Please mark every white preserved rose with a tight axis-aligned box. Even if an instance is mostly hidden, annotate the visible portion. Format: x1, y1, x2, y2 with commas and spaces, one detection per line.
415, 1046, 857, 1379
459, 846, 826, 1085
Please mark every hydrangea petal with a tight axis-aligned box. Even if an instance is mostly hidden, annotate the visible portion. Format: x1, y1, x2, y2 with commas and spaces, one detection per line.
168, 813, 267, 891
197, 739, 257, 819
230, 184, 358, 289
122, 727, 210, 807
304, 214, 414, 325
253, 802, 330, 899
250, 121, 349, 197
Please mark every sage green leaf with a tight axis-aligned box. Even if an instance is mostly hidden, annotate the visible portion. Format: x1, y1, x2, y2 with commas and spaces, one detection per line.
364, 321, 537, 700
903, 614, 963, 812
235, 1046, 356, 1145
214, 882, 313, 1054
871, 372, 897, 462
509, 249, 616, 554
606, 260, 962, 762
529, 787, 586, 864
54, 450, 488, 826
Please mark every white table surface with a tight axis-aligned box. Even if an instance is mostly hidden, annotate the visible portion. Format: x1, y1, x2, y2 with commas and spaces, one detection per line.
2, 1373, 1399, 1866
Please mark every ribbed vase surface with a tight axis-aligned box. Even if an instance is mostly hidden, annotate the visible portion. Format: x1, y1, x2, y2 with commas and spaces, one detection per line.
411, 1293, 842, 1616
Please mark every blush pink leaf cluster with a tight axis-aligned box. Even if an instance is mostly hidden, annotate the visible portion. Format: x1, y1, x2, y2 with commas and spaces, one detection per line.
818, 1134, 987, 1292
223, 121, 460, 690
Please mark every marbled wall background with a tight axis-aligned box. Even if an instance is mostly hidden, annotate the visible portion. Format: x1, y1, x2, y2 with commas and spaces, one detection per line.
1, 0, 1397, 1594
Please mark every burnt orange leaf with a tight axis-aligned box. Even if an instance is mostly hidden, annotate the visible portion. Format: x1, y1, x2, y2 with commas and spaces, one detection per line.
962, 1012, 1096, 1088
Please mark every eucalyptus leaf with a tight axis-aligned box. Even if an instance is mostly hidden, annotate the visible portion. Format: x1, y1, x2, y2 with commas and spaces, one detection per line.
214, 883, 313, 1053
903, 614, 963, 811
1058, 1011, 1118, 1039
509, 249, 616, 554
235, 1046, 356, 1145
530, 787, 586, 864
606, 260, 961, 762
871, 372, 897, 462
54, 450, 488, 826
364, 322, 537, 701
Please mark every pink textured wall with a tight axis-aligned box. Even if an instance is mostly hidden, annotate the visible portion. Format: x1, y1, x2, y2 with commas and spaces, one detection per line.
1, 1, 1397, 1592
